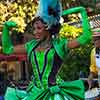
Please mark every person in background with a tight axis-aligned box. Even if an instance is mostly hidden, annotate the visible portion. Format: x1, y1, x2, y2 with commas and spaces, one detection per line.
88, 31, 100, 89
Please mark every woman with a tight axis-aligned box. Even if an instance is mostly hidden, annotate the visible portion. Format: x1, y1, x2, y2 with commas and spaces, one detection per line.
2, 15, 91, 100
2, 0, 94, 96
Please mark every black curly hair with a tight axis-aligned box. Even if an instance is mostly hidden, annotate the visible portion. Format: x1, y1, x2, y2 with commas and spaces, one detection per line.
48, 23, 61, 35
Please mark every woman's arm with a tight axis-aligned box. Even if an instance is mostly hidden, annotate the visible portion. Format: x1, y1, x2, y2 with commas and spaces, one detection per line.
63, 7, 92, 49
67, 39, 80, 49
13, 44, 26, 54
2, 21, 26, 55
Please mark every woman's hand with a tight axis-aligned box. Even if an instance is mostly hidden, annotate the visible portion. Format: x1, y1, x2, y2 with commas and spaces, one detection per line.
2, 21, 17, 54
87, 72, 98, 89
5, 21, 17, 28
87, 79, 93, 89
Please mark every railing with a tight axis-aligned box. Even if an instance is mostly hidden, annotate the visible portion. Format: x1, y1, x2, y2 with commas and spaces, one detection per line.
67, 14, 100, 30
0, 54, 27, 61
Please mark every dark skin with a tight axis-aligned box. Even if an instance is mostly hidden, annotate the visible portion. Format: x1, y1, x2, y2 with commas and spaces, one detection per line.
13, 20, 80, 54
88, 72, 98, 89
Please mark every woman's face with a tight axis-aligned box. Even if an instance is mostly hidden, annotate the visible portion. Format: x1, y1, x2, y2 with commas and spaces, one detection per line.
33, 20, 47, 40
93, 36, 100, 48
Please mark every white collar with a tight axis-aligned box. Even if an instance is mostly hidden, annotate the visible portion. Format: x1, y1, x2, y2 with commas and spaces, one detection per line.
95, 51, 100, 68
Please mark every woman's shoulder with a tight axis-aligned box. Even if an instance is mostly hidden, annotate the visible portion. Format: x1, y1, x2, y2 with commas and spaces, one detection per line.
52, 37, 69, 60
25, 39, 38, 46
25, 39, 38, 52
52, 37, 67, 43
52, 37, 68, 48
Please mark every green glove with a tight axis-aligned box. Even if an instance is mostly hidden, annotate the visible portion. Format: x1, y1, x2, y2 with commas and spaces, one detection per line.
62, 7, 92, 45
76, 11, 92, 45
2, 21, 17, 54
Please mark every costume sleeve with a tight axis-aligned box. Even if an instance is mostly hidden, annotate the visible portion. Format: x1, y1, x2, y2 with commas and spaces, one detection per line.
90, 48, 98, 74
36, 0, 62, 27
24, 39, 38, 60
24, 40, 34, 56
2, 21, 17, 54
53, 38, 69, 60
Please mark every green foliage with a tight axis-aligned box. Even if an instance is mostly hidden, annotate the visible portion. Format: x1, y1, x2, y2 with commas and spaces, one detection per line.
59, 42, 93, 81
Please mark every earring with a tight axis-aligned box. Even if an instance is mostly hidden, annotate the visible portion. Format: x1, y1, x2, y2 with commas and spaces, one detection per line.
45, 24, 49, 30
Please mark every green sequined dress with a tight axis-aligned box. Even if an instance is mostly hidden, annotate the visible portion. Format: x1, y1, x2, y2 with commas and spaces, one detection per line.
5, 38, 85, 100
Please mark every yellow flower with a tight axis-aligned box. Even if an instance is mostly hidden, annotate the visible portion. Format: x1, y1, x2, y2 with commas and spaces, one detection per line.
9, 16, 26, 33
59, 23, 82, 39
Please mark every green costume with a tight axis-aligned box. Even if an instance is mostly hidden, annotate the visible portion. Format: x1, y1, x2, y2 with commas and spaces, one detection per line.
4, 38, 85, 100
2, 6, 92, 100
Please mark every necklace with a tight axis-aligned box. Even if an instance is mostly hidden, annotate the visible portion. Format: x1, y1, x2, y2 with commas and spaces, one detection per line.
37, 39, 52, 51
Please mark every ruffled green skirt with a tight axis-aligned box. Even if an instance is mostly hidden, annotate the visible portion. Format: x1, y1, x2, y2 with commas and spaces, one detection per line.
5, 80, 85, 100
